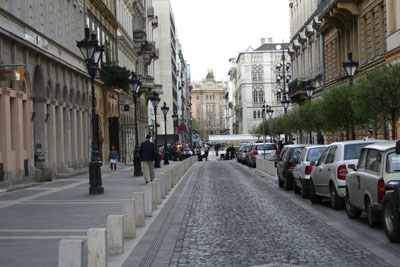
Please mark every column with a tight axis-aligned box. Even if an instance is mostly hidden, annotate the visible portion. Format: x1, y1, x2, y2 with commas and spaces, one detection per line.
0, 90, 11, 179
34, 100, 48, 169
71, 108, 78, 167
77, 110, 83, 166
56, 106, 65, 171
63, 107, 71, 168
46, 104, 57, 175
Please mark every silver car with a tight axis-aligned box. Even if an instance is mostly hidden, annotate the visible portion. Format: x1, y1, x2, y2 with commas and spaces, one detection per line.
346, 141, 399, 228
293, 145, 327, 198
247, 143, 277, 167
309, 140, 385, 210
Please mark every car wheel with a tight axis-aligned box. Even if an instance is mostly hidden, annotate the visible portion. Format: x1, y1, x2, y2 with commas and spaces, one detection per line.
366, 197, 381, 228
277, 171, 284, 188
309, 179, 321, 204
246, 158, 249, 166
329, 184, 345, 210
345, 187, 361, 219
293, 181, 300, 194
301, 181, 308, 198
383, 193, 400, 243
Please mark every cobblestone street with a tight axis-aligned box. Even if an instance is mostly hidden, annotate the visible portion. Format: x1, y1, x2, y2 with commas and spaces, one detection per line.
167, 161, 399, 267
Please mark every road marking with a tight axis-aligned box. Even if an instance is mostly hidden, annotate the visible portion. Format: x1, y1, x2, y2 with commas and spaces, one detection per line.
0, 236, 87, 239
0, 229, 87, 233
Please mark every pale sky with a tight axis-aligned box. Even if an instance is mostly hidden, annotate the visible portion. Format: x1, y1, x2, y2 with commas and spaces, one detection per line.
169, 0, 290, 82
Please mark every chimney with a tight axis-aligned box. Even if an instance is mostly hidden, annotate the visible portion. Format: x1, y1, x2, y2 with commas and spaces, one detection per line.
261, 38, 265, 45
268, 38, 273, 43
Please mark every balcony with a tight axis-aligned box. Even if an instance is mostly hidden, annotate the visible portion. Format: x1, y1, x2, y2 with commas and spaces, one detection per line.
317, 0, 360, 30
287, 79, 310, 105
133, 30, 147, 46
138, 75, 154, 93
147, 6, 154, 19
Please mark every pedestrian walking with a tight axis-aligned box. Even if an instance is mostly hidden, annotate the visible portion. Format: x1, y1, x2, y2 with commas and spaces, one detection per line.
109, 145, 119, 171
140, 135, 155, 184
215, 143, 220, 157
363, 130, 375, 141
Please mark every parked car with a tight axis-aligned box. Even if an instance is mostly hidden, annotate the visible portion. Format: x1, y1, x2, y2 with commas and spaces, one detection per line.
240, 143, 251, 165
247, 143, 277, 167
383, 180, 400, 243
245, 143, 255, 167
293, 145, 328, 197
346, 141, 400, 231
237, 144, 246, 163
309, 140, 385, 210
277, 144, 307, 190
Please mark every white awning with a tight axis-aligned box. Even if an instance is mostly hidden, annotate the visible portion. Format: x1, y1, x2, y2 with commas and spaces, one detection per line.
208, 134, 262, 143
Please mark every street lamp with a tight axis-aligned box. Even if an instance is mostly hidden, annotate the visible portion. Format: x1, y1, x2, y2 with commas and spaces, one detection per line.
172, 111, 178, 161
150, 94, 161, 168
262, 104, 267, 159
129, 71, 143, 176
342, 52, 359, 84
267, 105, 274, 143
77, 27, 104, 194
305, 85, 315, 144
343, 52, 359, 139
160, 102, 169, 165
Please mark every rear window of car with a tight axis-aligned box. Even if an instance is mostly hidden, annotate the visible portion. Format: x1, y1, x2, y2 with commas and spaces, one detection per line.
344, 144, 370, 160
257, 144, 276, 150
307, 147, 326, 162
387, 152, 400, 173
291, 147, 304, 159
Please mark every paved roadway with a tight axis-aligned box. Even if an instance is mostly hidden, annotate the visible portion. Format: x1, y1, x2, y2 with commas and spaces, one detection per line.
1, 155, 400, 266
126, 159, 400, 266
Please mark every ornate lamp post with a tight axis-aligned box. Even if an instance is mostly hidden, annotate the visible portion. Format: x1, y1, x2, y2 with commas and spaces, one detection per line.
342, 52, 359, 85
172, 111, 178, 161
77, 27, 104, 194
160, 102, 169, 165
150, 94, 161, 168
342, 52, 359, 139
267, 105, 274, 143
129, 71, 143, 176
276, 44, 291, 142
262, 104, 267, 159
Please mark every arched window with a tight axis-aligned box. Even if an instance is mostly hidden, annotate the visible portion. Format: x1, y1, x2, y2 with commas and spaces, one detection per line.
253, 111, 257, 118
252, 65, 258, 81
257, 66, 264, 81
257, 111, 261, 118
258, 90, 264, 103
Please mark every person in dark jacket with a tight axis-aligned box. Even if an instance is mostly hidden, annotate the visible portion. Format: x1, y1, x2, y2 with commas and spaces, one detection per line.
109, 145, 119, 171
140, 135, 155, 183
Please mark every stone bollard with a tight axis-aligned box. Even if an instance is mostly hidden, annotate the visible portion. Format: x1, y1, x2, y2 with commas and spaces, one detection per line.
163, 175, 169, 196
122, 200, 136, 239
160, 177, 165, 200
155, 179, 162, 204
107, 215, 124, 254
168, 170, 174, 189
88, 228, 107, 267
144, 184, 153, 217
132, 192, 145, 226
151, 182, 157, 210
59, 239, 84, 267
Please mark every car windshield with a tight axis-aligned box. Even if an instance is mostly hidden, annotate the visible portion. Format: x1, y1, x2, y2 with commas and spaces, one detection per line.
344, 143, 370, 160
257, 144, 276, 150
307, 147, 326, 162
387, 152, 400, 173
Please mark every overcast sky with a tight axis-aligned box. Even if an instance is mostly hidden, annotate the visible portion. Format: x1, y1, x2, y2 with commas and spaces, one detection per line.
169, 0, 290, 82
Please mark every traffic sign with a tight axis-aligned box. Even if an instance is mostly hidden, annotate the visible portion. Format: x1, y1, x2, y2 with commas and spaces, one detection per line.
193, 134, 200, 141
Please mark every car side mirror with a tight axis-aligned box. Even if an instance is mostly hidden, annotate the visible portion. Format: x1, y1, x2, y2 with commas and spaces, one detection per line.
310, 161, 316, 166
348, 164, 356, 171
290, 158, 298, 165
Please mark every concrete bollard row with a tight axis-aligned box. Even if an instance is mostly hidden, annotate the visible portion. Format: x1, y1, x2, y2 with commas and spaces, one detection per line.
59, 157, 198, 267
256, 158, 277, 177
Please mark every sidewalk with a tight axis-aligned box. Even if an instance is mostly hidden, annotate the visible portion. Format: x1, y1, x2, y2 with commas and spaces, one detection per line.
0, 161, 183, 267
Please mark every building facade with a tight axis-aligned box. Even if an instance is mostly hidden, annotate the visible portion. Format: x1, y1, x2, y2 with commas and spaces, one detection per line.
0, 0, 90, 187
231, 39, 290, 135
191, 72, 225, 141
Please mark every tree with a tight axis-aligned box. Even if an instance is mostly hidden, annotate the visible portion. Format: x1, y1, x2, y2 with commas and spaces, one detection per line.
100, 61, 131, 92
354, 63, 400, 140
191, 117, 201, 134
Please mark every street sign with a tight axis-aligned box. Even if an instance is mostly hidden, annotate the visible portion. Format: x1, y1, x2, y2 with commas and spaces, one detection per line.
193, 134, 199, 141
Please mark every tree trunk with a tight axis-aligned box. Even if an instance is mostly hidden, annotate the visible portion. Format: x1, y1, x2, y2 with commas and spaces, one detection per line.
391, 112, 397, 140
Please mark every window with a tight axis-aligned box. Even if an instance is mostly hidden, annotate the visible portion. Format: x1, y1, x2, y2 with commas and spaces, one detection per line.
258, 91, 264, 103
317, 147, 330, 166
387, 152, 400, 172
325, 146, 337, 164
252, 65, 264, 81
206, 95, 208, 100
344, 144, 369, 160
307, 147, 327, 162
365, 149, 381, 173
213, 95, 215, 100
252, 66, 258, 80
257, 111, 261, 118
253, 111, 257, 118
358, 149, 367, 170
253, 90, 258, 103
197, 95, 199, 100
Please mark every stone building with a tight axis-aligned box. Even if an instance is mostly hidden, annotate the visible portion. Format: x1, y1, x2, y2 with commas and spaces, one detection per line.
0, 0, 90, 187
385, 0, 400, 62
230, 40, 290, 135
288, 0, 324, 104
191, 71, 225, 141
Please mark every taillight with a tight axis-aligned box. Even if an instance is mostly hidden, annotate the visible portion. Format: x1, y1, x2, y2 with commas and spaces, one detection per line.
378, 178, 385, 204
337, 165, 348, 180
288, 166, 295, 171
254, 150, 258, 155
305, 166, 314, 175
